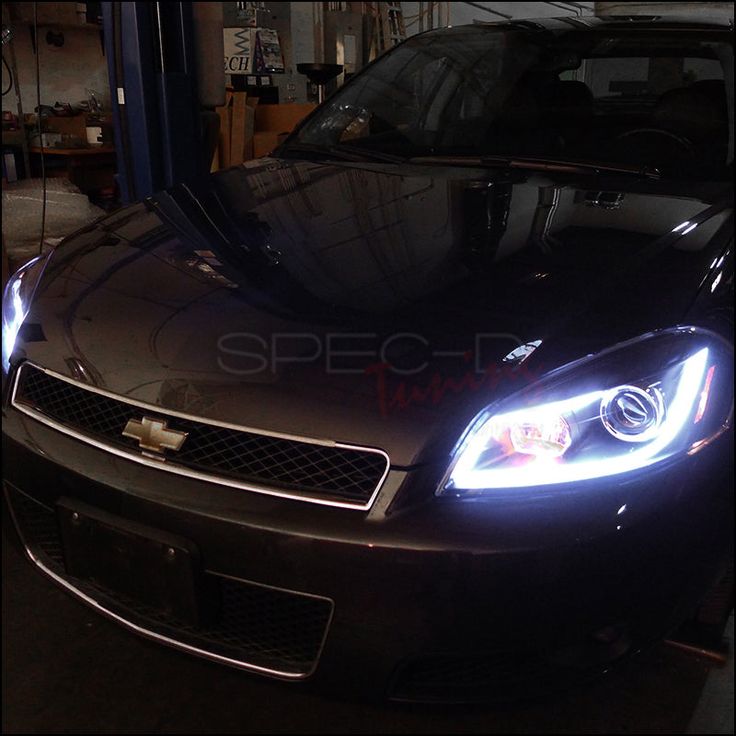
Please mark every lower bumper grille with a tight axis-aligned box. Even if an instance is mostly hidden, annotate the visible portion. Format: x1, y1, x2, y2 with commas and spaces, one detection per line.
5, 484, 333, 678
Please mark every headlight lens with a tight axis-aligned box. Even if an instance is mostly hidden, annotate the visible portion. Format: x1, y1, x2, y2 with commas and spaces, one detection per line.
2, 254, 50, 373
441, 328, 733, 493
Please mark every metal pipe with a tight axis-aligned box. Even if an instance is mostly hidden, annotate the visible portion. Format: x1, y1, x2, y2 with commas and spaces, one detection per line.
192, 2, 225, 108
555, 1, 588, 9
546, 1, 586, 16
154, 2, 166, 71
313, 1, 324, 63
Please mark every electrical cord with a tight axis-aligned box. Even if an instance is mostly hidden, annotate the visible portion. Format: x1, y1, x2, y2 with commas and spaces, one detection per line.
404, 6, 432, 30
462, 2, 512, 20
2, 54, 12, 95
34, 1, 47, 257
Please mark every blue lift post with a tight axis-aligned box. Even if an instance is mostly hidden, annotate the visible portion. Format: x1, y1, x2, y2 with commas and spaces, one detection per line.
102, 2, 203, 203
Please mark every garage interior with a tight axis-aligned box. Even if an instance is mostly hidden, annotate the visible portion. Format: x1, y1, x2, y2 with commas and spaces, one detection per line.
2, 1, 734, 733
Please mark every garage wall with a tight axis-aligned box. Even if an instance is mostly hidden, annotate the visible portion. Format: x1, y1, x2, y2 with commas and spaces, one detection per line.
403, 1, 595, 35
596, 2, 734, 21
12, 26, 111, 114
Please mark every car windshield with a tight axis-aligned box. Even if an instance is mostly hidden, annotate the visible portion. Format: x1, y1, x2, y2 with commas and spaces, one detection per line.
287, 24, 734, 181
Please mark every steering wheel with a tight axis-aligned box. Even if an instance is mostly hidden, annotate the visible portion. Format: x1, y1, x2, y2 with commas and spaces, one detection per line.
611, 128, 697, 176
615, 127, 694, 151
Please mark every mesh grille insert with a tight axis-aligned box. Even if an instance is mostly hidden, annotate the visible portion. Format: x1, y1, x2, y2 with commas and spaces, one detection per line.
6, 485, 333, 676
13, 363, 388, 506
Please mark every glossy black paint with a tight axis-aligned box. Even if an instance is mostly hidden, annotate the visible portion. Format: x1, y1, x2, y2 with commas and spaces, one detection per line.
6, 161, 733, 466
2, 16, 734, 700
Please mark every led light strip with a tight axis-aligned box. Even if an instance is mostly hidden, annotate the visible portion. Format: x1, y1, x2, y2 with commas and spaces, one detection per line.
448, 348, 709, 489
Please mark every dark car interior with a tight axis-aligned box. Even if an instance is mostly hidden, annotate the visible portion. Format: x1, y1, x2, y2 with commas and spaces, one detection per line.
536, 73, 729, 178
293, 27, 733, 181
426, 41, 731, 178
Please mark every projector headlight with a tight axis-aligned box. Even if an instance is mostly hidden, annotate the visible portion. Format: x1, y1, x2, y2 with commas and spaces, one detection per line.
441, 327, 733, 494
2, 253, 50, 373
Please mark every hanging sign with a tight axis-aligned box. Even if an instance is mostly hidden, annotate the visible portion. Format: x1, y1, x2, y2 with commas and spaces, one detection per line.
224, 28, 253, 75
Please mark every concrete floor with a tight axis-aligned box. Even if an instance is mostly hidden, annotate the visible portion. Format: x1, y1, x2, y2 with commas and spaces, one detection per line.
687, 614, 734, 734
2, 514, 733, 734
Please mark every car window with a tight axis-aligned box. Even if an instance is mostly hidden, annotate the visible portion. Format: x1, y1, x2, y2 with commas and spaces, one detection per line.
588, 56, 724, 99
327, 32, 538, 151
289, 27, 733, 181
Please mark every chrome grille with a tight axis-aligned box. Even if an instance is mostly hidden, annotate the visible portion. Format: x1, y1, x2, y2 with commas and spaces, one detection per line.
12, 363, 389, 508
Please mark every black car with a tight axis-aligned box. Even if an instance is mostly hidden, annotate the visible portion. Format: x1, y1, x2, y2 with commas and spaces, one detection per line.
2, 15, 734, 702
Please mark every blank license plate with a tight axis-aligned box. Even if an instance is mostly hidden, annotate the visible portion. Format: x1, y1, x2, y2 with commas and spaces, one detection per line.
56, 498, 204, 626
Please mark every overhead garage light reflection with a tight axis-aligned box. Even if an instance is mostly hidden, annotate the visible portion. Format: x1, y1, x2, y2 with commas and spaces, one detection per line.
672, 221, 698, 235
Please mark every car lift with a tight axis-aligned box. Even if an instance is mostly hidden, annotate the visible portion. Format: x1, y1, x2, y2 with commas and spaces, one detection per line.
101, 2, 223, 203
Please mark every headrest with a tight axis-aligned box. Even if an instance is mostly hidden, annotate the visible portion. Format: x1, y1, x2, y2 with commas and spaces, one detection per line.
552, 80, 594, 108
652, 87, 725, 141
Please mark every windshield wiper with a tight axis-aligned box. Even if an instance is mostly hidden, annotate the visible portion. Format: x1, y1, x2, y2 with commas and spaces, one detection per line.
279, 142, 406, 164
408, 154, 661, 180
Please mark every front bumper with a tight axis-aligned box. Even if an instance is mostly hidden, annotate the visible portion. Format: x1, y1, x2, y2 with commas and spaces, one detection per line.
3, 402, 733, 701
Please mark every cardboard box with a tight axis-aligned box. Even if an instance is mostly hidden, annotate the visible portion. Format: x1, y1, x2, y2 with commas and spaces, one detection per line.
253, 131, 281, 159
229, 92, 247, 165
215, 90, 233, 169
254, 104, 315, 135
244, 104, 256, 161
42, 115, 112, 148
43, 116, 87, 138
214, 97, 310, 166
225, 92, 259, 165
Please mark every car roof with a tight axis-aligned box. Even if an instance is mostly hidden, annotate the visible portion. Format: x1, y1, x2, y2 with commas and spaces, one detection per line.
470, 15, 734, 32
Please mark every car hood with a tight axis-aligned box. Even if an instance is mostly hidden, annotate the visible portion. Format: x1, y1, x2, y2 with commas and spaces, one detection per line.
22, 159, 732, 465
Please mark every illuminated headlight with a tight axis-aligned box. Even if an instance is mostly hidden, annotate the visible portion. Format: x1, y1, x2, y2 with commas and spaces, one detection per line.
441, 328, 733, 493
2, 253, 50, 373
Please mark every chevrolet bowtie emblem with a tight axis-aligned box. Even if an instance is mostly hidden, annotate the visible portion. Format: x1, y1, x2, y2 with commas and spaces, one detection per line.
122, 416, 188, 453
